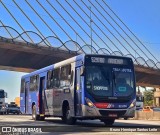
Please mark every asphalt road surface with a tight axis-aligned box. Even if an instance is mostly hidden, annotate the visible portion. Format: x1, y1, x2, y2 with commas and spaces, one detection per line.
0, 115, 160, 135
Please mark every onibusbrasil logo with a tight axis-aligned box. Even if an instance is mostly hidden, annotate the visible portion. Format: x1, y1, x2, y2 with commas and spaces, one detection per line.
2, 127, 42, 133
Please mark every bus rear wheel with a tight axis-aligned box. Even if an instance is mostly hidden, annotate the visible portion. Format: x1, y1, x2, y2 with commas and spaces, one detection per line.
63, 106, 76, 125
101, 119, 115, 126
32, 105, 39, 120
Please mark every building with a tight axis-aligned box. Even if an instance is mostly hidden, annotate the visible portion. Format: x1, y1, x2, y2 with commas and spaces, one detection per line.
154, 88, 160, 107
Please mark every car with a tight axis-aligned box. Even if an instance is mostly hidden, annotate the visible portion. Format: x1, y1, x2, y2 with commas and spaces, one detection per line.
7, 104, 21, 114
136, 108, 143, 111
0, 104, 7, 114
153, 107, 160, 112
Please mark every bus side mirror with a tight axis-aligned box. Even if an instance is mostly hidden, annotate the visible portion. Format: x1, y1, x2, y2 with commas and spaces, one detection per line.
143, 97, 144, 102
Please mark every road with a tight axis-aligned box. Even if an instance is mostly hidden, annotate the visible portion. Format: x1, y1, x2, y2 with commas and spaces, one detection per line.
0, 115, 160, 135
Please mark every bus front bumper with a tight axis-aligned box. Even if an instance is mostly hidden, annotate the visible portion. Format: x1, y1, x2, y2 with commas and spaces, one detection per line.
81, 105, 135, 118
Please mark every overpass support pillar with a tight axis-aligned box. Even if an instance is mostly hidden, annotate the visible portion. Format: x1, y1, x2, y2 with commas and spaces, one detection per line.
154, 88, 160, 107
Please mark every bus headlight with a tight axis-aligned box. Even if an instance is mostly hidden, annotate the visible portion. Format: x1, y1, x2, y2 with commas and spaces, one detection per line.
129, 100, 136, 108
85, 98, 94, 108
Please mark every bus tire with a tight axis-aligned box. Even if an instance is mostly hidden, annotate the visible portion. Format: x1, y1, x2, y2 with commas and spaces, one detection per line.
39, 116, 45, 121
64, 106, 76, 125
101, 119, 115, 126
32, 105, 39, 120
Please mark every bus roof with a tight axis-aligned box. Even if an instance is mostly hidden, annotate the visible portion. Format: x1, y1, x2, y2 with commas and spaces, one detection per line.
21, 54, 132, 79
21, 54, 85, 79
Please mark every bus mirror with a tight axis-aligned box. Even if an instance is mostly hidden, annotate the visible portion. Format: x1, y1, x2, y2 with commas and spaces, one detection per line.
143, 97, 144, 102
80, 66, 84, 75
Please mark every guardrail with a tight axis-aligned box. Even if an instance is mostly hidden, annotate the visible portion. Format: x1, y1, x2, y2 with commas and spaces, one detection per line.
135, 111, 160, 120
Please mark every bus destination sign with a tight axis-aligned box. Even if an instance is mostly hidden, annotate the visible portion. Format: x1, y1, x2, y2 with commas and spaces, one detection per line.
91, 57, 125, 65
91, 57, 105, 63
108, 58, 124, 64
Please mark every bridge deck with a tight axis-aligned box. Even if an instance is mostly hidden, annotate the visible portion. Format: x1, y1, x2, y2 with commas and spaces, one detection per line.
0, 38, 160, 87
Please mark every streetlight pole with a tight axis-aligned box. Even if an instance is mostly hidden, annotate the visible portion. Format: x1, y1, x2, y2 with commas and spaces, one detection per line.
89, 6, 93, 54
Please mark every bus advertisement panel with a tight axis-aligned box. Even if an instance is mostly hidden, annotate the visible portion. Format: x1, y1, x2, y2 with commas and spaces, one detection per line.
20, 54, 136, 126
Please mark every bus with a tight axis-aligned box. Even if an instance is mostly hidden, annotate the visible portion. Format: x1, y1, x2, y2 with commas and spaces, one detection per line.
20, 54, 136, 125
0, 89, 8, 114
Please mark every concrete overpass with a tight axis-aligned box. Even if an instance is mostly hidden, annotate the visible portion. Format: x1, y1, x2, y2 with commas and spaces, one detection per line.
0, 38, 160, 88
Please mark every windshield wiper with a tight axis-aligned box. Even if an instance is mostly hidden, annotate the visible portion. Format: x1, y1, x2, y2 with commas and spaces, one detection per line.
113, 71, 116, 87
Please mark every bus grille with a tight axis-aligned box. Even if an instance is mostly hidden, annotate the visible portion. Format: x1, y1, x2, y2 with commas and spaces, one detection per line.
99, 110, 126, 117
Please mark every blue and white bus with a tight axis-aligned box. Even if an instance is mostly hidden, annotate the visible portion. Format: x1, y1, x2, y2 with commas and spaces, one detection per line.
20, 54, 136, 125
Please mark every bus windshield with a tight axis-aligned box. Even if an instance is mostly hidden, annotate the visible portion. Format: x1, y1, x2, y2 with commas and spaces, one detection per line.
85, 66, 134, 98
0, 91, 4, 98
86, 66, 112, 97
113, 68, 134, 97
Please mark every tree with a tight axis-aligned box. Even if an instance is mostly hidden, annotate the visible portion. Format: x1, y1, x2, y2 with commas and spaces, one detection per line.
144, 90, 154, 106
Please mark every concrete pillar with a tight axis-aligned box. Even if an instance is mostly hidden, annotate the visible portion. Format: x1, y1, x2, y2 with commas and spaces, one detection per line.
153, 98, 156, 107
154, 88, 160, 107
156, 98, 159, 107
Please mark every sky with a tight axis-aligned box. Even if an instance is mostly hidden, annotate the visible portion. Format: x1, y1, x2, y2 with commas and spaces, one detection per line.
0, 0, 160, 102
0, 70, 26, 103
107, 0, 160, 59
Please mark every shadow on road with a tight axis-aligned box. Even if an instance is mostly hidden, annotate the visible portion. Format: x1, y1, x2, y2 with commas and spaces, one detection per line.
45, 118, 160, 128
1, 115, 160, 133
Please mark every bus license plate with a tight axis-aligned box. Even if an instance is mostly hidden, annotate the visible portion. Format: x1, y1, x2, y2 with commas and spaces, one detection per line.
108, 114, 117, 117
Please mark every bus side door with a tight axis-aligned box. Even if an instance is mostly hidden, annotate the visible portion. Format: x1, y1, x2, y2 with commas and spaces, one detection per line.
75, 67, 82, 116
25, 81, 29, 114
39, 77, 46, 115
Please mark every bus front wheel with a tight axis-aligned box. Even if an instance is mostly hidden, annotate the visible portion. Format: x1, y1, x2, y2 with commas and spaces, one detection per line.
63, 106, 76, 125
32, 105, 39, 120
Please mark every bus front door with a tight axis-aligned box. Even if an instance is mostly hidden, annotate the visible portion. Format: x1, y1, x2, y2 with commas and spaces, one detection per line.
39, 77, 46, 115
75, 68, 82, 116
25, 81, 29, 114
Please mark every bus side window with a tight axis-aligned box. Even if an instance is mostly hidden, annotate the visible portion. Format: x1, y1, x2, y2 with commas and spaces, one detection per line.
36, 75, 39, 90
53, 68, 60, 88
20, 79, 25, 93
60, 64, 71, 88
30, 75, 39, 91
70, 70, 74, 86
47, 70, 52, 89
76, 68, 81, 90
